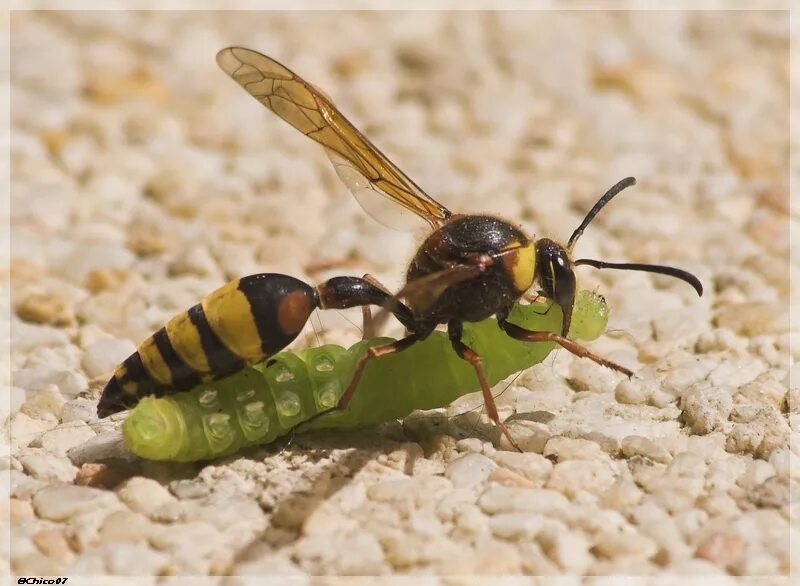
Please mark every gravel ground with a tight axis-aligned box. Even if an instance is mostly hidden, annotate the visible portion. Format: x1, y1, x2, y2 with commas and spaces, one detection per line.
6, 10, 794, 580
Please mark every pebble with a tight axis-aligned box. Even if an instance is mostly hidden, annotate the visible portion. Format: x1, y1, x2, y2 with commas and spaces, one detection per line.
12, 321, 70, 353
489, 451, 553, 483
479, 485, 569, 515
681, 381, 732, 434
503, 420, 552, 453
117, 477, 177, 516
18, 449, 78, 483
620, 435, 673, 464
13, 367, 88, 398
546, 460, 616, 498
543, 436, 607, 462
537, 524, 594, 573
32, 484, 119, 522
51, 242, 136, 285
366, 475, 452, 505
80, 338, 136, 378
33, 528, 74, 564
40, 421, 96, 456
489, 512, 545, 540
98, 510, 152, 543
19, 384, 65, 420
8, 412, 58, 450
444, 452, 497, 488
60, 397, 100, 424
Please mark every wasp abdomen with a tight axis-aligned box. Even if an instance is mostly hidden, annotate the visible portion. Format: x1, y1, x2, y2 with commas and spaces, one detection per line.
97, 273, 319, 418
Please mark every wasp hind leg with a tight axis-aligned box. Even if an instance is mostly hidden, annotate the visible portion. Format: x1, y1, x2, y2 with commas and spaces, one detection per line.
447, 320, 523, 453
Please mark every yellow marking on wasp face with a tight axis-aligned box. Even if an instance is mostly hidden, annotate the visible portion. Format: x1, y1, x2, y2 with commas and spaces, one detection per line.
503, 240, 536, 293
115, 363, 128, 380
202, 280, 264, 361
138, 338, 172, 385
166, 311, 212, 374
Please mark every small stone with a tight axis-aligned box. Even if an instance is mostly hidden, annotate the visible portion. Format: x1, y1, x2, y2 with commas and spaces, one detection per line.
737, 459, 776, 492
8, 412, 58, 450
81, 338, 136, 378
726, 404, 790, 458
117, 477, 177, 516
538, 525, 593, 573
11, 321, 70, 353
18, 450, 78, 483
768, 449, 798, 481
13, 366, 88, 398
489, 513, 544, 540
504, 420, 551, 453
488, 467, 536, 488
736, 372, 787, 410
543, 436, 606, 462
51, 242, 136, 285
600, 479, 644, 511
16, 291, 74, 326
621, 435, 673, 464
20, 384, 66, 420
546, 460, 616, 498
32, 528, 74, 564
615, 378, 649, 404
98, 510, 153, 543
84, 268, 131, 294
681, 381, 732, 434
592, 529, 658, 559
10, 498, 35, 522
695, 532, 746, 568
366, 475, 452, 505
60, 397, 99, 424
444, 452, 497, 488
479, 485, 569, 515
40, 421, 96, 456
32, 484, 119, 522
714, 301, 783, 336
489, 450, 553, 483
75, 461, 137, 489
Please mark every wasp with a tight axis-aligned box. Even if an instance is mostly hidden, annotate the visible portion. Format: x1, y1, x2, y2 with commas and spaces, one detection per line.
98, 47, 702, 451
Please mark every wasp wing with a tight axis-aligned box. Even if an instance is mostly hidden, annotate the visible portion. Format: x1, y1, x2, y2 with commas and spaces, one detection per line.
216, 47, 452, 230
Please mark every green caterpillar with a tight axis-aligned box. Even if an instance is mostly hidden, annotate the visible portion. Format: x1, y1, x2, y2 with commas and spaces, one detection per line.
123, 290, 608, 461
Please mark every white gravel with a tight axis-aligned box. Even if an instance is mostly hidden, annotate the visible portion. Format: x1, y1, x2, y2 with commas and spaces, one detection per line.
8, 10, 793, 580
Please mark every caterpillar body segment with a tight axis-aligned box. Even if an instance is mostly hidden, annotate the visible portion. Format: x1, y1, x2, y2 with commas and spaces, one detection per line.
122, 290, 608, 461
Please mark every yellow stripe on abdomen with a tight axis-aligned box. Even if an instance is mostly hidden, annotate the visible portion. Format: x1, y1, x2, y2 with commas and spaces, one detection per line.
165, 311, 212, 374
201, 280, 264, 361
138, 336, 173, 385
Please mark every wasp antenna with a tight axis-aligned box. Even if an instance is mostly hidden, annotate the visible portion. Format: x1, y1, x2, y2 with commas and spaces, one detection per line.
574, 258, 703, 297
567, 177, 637, 251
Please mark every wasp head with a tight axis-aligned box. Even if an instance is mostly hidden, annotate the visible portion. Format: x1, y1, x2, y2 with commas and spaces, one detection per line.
534, 238, 576, 338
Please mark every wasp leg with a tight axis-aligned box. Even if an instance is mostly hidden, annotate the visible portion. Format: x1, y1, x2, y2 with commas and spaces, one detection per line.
497, 319, 634, 378
448, 320, 523, 453
296, 333, 421, 430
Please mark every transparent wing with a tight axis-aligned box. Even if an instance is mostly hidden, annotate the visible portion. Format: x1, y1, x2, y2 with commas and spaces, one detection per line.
216, 47, 452, 230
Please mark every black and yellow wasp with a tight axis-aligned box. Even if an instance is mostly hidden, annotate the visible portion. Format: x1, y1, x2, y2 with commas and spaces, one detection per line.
98, 47, 702, 451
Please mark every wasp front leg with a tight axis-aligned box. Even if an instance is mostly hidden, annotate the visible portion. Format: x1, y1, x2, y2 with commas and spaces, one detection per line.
496, 318, 633, 377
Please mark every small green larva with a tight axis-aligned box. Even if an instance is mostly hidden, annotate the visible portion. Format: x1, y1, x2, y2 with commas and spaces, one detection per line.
122, 290, 608, 461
